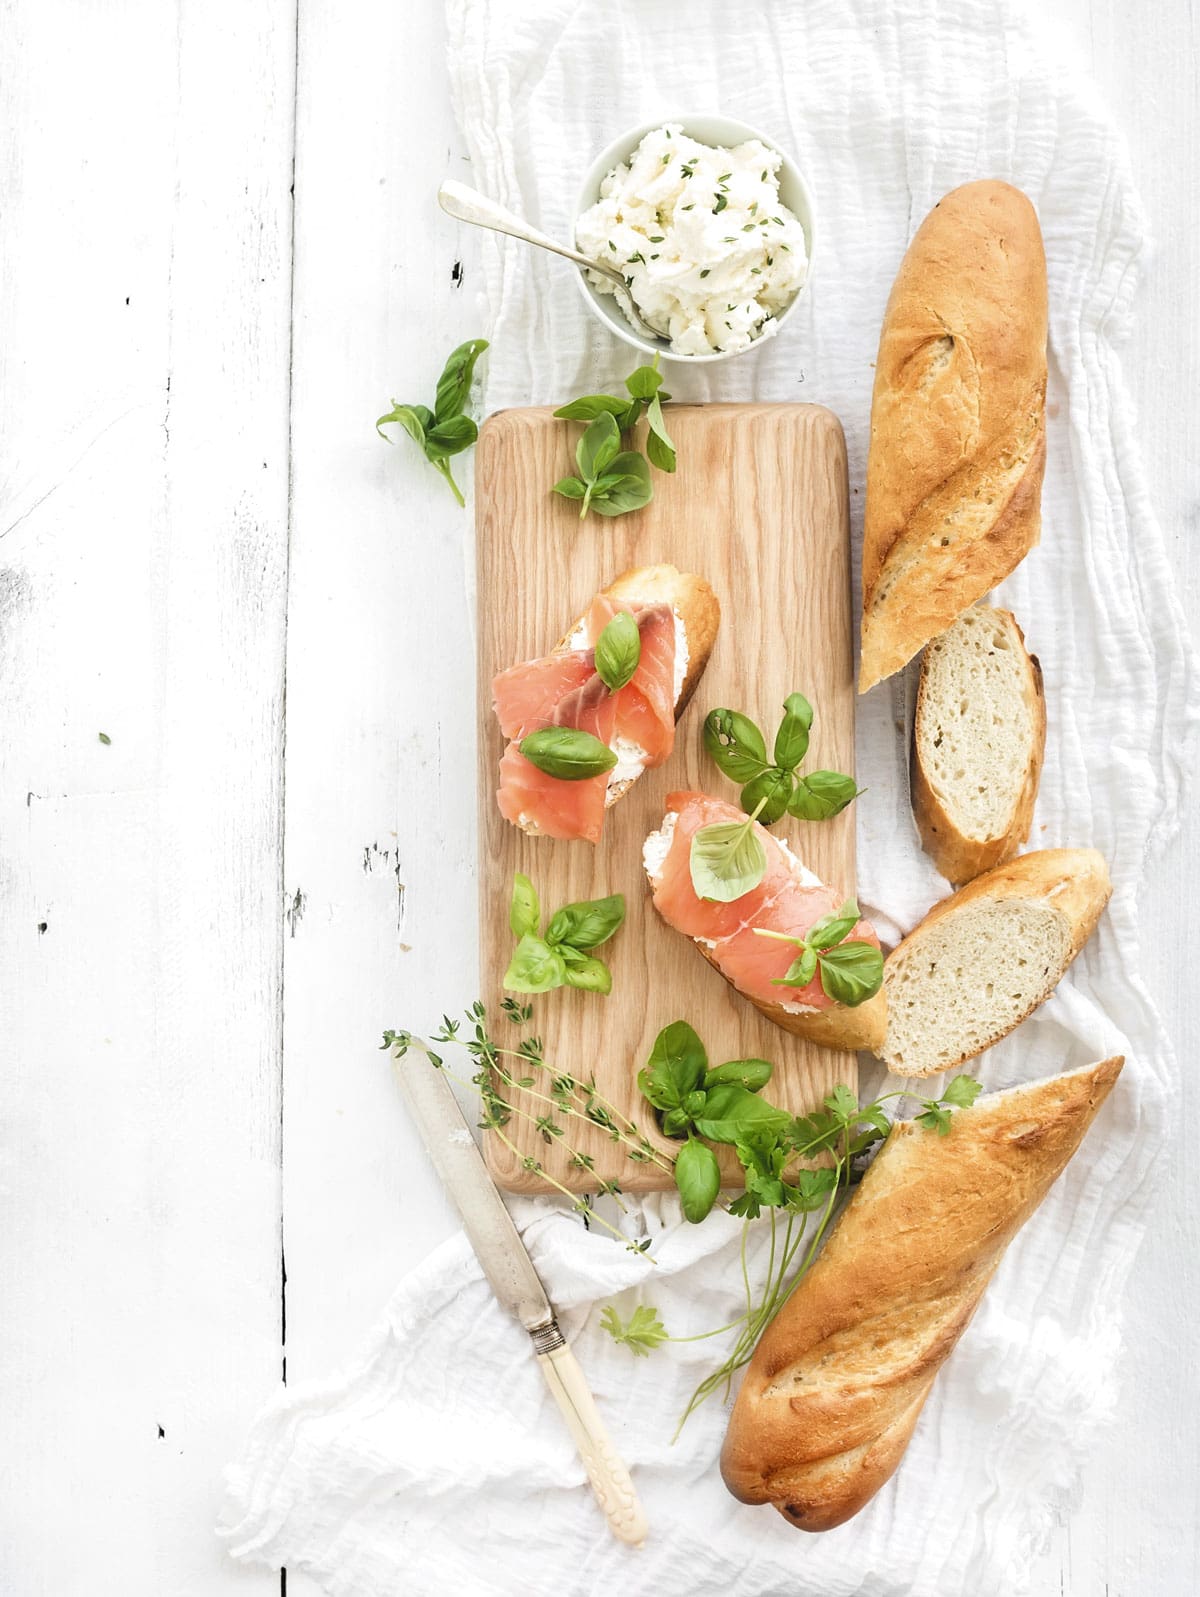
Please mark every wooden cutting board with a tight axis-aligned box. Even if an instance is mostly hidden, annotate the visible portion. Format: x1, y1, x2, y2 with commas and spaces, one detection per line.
476, 403, 856, 1194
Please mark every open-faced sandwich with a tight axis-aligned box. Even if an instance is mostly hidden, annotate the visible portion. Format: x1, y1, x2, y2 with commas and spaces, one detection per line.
643, 791, 887, 1051
491, 564, 720, 844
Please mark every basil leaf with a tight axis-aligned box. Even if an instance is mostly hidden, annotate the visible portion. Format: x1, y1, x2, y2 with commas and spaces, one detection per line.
546, 893, 626, 951
694, 1085, 792, 1145
817, 941, 884, 1006
376, 402, 432, 445
638, 1020, 708, 1112
624, 361, 664, 401
554, 395, 632, 423
433, 337, 488, 422
788, 770, 862, 821
683, 1090, 708, 1117
662, 1107, 692, 1137
702, 1058, 773, 1093
503, 934, 567, 994
739, 767, 793, 825
576, 411, 621, 482
773, 692, 814, 772
941, 1074, 983, 1108
561, 954, 612, 994
518, 727, 617, 780
703, 709, 770, 782
645, 393, 676, 472
552, 476, 587, 500
595, 611, 641, 693
805, 899, 861, 952
689, 817, 767, 903
509, 872, 540, 938
423, 413, 478, 460
674, 1138, 721, 1223
589, 451, 652, 516
771, 947, 819, 990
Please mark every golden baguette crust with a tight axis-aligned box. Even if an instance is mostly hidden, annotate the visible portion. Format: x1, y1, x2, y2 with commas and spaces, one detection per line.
859, 182, 1048, 692
878, 848, 1112, 1077
510, 563, 720, 827
911, 606, 1047, 884
721, 1056, 1124, 1530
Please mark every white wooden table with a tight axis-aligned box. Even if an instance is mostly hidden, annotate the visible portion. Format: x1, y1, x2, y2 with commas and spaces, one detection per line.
2, 2, 1195, 1592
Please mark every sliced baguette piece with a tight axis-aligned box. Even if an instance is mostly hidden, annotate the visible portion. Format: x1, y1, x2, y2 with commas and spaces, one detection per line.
721, 1055, 1124, 1531
878, 848, 1111, 1077
643, 794, 887, 1053
497, 564, 720, 837
911, 605, 1046, 884
859, 181, 1048, 691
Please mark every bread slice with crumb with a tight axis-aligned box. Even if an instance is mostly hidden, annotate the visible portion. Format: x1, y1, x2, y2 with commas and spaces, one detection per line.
877, 849, 1111, 1077
911, 606, 1046, 885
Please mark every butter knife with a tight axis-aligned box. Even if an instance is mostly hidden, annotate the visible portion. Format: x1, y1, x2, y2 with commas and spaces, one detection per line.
392, 1048, 649, 1547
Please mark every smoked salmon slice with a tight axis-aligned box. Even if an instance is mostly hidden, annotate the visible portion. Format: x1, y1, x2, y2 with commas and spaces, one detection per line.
645, 792, 880, 1016
492, 598, 678, 843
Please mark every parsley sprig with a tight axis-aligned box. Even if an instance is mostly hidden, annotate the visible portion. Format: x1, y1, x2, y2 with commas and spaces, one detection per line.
376, 338, 488, 506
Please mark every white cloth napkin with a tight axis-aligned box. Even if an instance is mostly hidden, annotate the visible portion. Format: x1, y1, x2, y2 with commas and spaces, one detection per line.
220, 1, 1200, 1592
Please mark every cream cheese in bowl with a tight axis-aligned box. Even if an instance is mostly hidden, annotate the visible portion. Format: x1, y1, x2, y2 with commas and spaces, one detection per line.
575, 120, 812, 360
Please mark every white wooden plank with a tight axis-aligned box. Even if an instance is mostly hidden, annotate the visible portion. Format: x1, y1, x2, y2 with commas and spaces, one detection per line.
279, 0, 476, 1405
0, 2, 295, 1590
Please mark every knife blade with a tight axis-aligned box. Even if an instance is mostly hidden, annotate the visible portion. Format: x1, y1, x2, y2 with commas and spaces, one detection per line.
393, 1045, 648, 1547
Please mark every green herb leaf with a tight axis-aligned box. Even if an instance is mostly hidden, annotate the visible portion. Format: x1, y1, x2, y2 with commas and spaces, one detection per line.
587, 451, 653, 516
689, 816, 767, 903
805, 900, 862, 952
645, 393, 676, 473
824, 1083, 860, 1122
594, 610, 641, 693
624, 361, 664, 401
772, 946, 818, 989
509, 872, 540, 937
561, 954, 613, 994
376, 401, 432, 446
97, 731, 112, 745
674, 1138, 722, 1223
518, 727, 617, 780
576, 411, 621, 482
554, 395, 634, 423
638, 1020, 708, 1113
702, 1058, 773, 1093
600, 1303, 669, 1356
552, 476, 587, 500
433, 337, 488, 422
693, 1084, 793, 1145
423, 413, 478, 460
773, 692, 814, 771
503, 934, 568, 994
941, 1075, 983, 1108
713, 193, 728, 214
916, 1103, 952, 1135
816, 941, 884, 1006
788, 770, 863, 821
739, 766, 793, 826
703, 709, 770, 782
545, 894, 626, 951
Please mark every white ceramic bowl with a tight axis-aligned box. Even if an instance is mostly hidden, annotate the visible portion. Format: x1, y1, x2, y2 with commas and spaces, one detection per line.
572, 113, 817, 365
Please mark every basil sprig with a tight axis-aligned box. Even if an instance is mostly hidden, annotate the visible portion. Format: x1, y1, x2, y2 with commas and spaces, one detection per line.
703, 692, 862, 824
518, 726, 617, 780
552, 356, 676, 519
688, 797, 769, 903
754, 898, 884, 1007
503, 873, 625, 996
594, 610, 641, 692
376, 338, 488, 507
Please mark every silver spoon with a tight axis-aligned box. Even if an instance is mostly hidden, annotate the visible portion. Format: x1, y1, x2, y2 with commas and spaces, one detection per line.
437, 179, 665, 344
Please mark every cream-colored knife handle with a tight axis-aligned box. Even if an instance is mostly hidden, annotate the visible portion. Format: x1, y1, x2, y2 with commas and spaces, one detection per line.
536, 1343, 648, 1547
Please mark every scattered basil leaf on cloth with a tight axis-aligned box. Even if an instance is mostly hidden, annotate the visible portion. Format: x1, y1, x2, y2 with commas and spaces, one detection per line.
376, 337, 488, 507
502, 874, 626, 996
517, 726, 617, 779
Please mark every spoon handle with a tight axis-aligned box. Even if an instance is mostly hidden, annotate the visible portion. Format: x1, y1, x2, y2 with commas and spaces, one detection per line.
438, 179, 599, 275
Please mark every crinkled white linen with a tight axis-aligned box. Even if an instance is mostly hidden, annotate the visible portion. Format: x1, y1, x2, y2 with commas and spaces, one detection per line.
220, 1, 1200, 1592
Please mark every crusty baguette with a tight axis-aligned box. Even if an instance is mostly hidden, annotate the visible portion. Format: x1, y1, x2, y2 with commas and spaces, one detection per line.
878, 849, 1111, 1077
643, 806, 887, 1053
911, 605, 1047, 884
507, 562, 720, 831
721, 1055, 1124, 1531
859, 181, 1048, 692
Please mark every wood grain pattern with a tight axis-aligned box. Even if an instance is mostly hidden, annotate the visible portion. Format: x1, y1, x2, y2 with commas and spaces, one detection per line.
476, 404, 858, 1194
